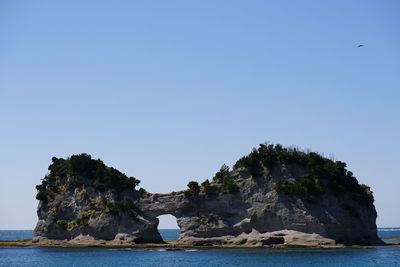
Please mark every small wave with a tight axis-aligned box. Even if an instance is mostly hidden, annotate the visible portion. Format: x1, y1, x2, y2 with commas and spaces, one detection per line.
106, 248, 134, 251
185, 249, 198, 252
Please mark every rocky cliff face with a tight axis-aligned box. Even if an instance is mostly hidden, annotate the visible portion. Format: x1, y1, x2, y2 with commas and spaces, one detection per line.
140, 169, 380, 246
34, 154, 163, 243
34, 145, 383, 246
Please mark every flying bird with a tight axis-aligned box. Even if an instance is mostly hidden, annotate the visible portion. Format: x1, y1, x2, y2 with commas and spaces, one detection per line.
357, 44, 364, 47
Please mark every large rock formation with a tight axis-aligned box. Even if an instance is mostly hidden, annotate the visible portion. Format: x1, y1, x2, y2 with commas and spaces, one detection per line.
34, 144, 383, 246
34, 154, 163, 243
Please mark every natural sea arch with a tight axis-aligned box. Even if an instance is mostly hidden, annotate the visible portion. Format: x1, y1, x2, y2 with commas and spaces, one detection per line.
156, 214, 180, 241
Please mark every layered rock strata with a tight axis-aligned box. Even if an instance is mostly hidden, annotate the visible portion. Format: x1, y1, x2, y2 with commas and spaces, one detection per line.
34, 145, 383, 246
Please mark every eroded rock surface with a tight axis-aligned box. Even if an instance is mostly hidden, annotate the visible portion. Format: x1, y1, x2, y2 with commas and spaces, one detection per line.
33, 154, 163, 243
34, 145, 383, 246
138, 169, 381, 246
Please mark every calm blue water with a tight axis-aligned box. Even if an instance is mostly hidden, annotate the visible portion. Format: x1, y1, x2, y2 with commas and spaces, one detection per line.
159, 229, 180, 240
0, 229, 399, 266
0, 230, 34, 241
0, 247, 399, 267
377, 228, 400, 239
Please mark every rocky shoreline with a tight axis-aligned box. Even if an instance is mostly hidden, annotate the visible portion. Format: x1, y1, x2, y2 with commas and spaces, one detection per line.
0, 240, 398, 249
2, 230, 397, 249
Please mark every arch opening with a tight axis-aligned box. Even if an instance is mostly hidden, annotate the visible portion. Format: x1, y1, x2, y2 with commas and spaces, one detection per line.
157, 214, 180, 242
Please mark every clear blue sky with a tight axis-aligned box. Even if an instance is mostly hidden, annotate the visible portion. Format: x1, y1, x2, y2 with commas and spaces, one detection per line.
0, 0, 399, 229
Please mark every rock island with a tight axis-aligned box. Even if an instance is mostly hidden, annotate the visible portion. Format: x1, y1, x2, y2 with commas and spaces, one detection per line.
32, 144, 383, 247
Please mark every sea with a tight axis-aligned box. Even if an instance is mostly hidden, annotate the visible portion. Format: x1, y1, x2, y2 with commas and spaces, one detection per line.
0, 228, 399, 266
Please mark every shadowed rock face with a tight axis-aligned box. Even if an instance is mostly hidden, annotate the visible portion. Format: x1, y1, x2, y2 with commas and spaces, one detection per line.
34, 185, 164, 243
138, 167, 382, 246
33, 154, 164, 243
34, 146, 383, 246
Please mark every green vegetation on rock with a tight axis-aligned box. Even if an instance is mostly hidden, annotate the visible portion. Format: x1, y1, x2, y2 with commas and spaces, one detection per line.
213, 164, 230, 182
213, 165, 239, 194
36, 154, 143, 230
201, 179, 218, 195
184, 165, 240, 198
275, 175, 324, 203
185, 181, 200, 197
77, 210, 102, 226
221, 178, 239, 194
36, 153, 141, 202
234, 143, 374, 205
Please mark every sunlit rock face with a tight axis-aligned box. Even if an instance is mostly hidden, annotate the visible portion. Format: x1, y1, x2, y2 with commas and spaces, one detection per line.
33, 154, 163, 243
139, 168, 381, 246
34, 145, 383, 246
